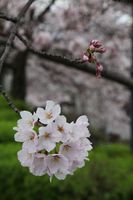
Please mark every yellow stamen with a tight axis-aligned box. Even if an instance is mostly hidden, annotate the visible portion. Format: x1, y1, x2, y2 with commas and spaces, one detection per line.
53, 155, 60, 162
57, 126, 64, 133
46, 112, 53, 119
44, 132, 50, 139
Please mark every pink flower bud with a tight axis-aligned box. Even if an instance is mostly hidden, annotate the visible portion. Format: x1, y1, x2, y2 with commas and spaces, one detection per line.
89, 44, 95, 51
90, 40, 102, 48
95, 47, 106, 54
96, 63, 103, 78
97, 63, 103, 71
88, 54, 96, 63
82, 54, 89, 61
83, 39, 106, 78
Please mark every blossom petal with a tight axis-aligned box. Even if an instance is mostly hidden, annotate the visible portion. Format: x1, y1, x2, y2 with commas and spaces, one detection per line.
76, 115, 89, 126
20, 111, 32, 120
17, 149, 33, 167
46, 100, 55, 110
23, 140, 37, 153
30, 154, 47, 176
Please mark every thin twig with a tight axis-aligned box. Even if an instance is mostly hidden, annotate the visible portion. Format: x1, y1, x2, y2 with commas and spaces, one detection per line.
0, 0, 36, 75
37, 0, 56, 21
0, 85, 20, 115
0, 0, 36, 114
0, 13, 17, 23
16, 33, 133, 89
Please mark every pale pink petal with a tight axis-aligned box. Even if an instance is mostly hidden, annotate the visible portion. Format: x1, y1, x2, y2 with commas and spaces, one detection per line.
52, 104, 61, 118
36, 107, 45, 117
83, 54, 89, 61
55, 115, 66, 124
46, 100, 55, 110
23, 140, 37, 153
76, 115, 89, 126
30, 155, 47, 176
38, 138, 56, 152
55, 170, 68, 180
20, 111, 32, 120
14, 131, 30, 142
17, 149, 33, 167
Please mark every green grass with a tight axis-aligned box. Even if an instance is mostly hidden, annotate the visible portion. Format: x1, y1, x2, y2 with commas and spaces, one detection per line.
0, 96, 30, 110
0, 121, 16, 142
1, 96, 133, 200
0, 143, 133, 200
0, 96, 30, 143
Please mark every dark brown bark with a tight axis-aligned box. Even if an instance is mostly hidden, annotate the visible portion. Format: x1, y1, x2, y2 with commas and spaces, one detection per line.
11, 50, 28, 100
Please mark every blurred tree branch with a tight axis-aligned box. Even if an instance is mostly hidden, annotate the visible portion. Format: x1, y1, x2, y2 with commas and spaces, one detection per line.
113, 0, 133, 4
0, 85, 20, 114
0, 0, 36, 75
37, 0, 57, 22
0, 0, 133, 114
0, 13, 17, 23
0, 10, 133, 89
0, 0, 36, 113
16, 32, 133, 90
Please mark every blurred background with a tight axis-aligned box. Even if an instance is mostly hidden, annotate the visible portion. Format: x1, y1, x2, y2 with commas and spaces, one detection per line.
0, 0, 133, 200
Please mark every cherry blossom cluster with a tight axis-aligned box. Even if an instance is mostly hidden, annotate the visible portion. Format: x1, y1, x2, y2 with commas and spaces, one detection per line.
83, 40, 106, 78
13, 100, 92, 181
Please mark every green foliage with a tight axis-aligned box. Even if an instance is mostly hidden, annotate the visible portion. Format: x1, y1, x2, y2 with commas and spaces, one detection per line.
0, 97, 30, 143
0, 143, 133, 200
0, 96, 30, 111
0, 121, 16, 143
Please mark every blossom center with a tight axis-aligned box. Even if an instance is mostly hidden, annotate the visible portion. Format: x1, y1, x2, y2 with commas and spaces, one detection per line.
45, 112, 53, 119
63, 145, 71, 152
44, 132, 50, 139
27, 120, 33, 126
30, 133, 35, 140
53, 155, 60, 162
57, 126, 64, 133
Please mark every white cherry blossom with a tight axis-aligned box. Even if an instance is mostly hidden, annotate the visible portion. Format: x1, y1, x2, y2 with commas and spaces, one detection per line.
76, 115, 89, 126
14, 129, 36, 143
52, 115, 70, 142
19, 111, 38, 130
30, 153, 47, 176
14, 100, 92, 181
37, 125, 57, 152
36, 100, 61, 125
79, 138, 93, 151
69, 160, 85, 173
47, 154, 69, 174
15, 130, 38, 153
69, 116, 90, 141
54, 169, 70, 180
59, 142, 79, 161
17, 148, 34, 167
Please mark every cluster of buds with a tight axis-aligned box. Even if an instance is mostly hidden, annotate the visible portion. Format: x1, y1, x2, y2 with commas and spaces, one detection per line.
13, 100, 92, 181
83, 40, 106, 78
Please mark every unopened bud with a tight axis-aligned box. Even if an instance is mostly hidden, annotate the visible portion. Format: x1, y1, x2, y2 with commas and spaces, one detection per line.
90, 40, 102, 48
82, 54, 89, 61
95, 47, 106, 54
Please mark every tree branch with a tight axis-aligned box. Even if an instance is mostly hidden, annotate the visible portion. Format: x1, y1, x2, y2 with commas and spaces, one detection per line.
16, 33, 133, 90
37, 0, 56, 21
0, 0, 36, 75
0, 13, 17, 23
0, 85, 20, 114
0, 0, 36, 114
1, 8, 132, 90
